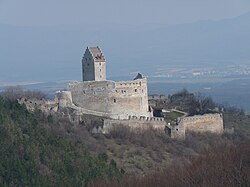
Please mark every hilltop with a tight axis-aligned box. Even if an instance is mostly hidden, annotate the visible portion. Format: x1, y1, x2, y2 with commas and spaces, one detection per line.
0, 89, 249, 186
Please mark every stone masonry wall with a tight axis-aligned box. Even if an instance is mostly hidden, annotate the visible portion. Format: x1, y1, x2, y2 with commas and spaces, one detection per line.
170, 113, 224, 139
181, 113, 224, 133
18, 98, 58, 113
82, 49, 95, 81
100, 117, 166, 134
68, 78, 150, 119
82, 47, 106, 81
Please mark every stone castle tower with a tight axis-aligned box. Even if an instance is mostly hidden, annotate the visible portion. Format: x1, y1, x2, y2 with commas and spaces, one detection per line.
65, 46, 152, 119
82, 46, 106, 81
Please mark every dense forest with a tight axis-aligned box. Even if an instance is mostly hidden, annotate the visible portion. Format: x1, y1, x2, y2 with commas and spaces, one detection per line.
0, 89, 249, 186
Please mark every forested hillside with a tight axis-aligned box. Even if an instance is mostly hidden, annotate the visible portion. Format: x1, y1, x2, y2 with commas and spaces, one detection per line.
0, 93, 249, 186
91, 139, 250, 187
0, 97, 121, 186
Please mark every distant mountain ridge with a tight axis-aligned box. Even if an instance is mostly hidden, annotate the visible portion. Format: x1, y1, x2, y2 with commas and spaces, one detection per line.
0, 11, 250, 81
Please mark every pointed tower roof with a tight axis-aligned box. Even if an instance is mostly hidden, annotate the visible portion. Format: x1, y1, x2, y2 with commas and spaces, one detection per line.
87, 46, 105, 61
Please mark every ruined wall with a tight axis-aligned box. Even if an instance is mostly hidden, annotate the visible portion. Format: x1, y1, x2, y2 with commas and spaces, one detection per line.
56, 91, 73, 109
18, 98, 58, 113
180, 113, 224, 133
100, 117, 166, 134
170, 113, 224, 139
68, 78, 151, 119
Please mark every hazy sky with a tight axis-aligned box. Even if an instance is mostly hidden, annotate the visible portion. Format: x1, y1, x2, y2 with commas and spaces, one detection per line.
1, 0, 250, 26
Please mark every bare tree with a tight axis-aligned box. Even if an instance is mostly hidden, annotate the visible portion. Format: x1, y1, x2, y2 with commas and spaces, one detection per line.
0, 86, 47, 100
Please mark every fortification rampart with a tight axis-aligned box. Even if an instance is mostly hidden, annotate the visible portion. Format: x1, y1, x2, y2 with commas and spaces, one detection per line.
19, 96, 224, 139
67, 78, 150, 119
56, 91, 73, 109
179, 113, 223, 133
96, 117, 166, 134
18, 98, 58, 113
169, 113, 224, 139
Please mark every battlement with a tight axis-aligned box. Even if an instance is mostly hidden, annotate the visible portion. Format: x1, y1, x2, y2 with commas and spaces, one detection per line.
178, 113, 222, 122
68, 80, 114, 91
128, 116, 165, 122
114, 78, 147, 88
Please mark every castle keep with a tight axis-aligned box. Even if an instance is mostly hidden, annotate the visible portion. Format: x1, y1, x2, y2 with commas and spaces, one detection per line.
82, 47, 106, 81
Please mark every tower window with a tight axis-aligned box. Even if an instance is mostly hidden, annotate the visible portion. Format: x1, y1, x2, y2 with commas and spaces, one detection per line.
135, 89, 137, 92
114, 99, 116, 103
99, 63, 101, 65
100, 69, 101, 72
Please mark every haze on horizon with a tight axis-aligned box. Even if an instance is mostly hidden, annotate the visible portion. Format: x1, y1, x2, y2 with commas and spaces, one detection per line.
1, 0, 250, 83
1, 0, 250, 26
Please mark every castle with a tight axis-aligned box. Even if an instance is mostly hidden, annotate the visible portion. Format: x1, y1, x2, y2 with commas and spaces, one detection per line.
58, 46, 152, 120
18, 46, 224, 139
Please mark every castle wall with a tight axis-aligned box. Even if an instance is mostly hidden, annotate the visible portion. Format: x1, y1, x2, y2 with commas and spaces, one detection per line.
18, 98, 58, 113
68, 78, 150, 119
101, 117, 166, 134
170, 113, 224, 139
56, 91, 73, 109
180, 114, 224, 133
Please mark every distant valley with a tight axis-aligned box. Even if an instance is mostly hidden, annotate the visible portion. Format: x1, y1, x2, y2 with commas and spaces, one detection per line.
1, 74, 249, 113
1, 11, 250, 82
1, 11, 250, 111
